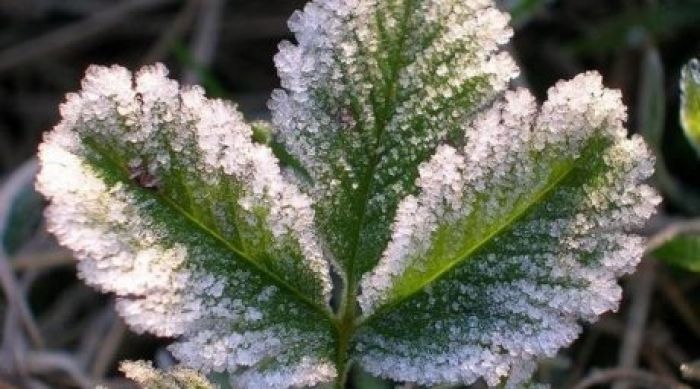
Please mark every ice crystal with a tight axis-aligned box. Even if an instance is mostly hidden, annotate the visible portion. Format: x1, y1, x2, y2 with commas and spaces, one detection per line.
120, 360, 214, 389
268, 0, 518, 278
356, 75, 660, 385
36, 0, 659, 387
37, 64, 335, 388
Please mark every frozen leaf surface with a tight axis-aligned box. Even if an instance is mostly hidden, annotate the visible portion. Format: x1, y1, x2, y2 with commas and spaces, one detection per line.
269, 0, 518, 279
356, 74, 660, 385
36, 65, 335, 388
120, 361, 214, 389
36, 0, 660, 388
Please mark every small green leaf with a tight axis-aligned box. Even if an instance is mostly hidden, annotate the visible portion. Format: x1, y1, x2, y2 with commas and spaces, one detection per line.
251, 120, 274, 145
681, 58, 700, 155
652, 233, 700, 272
0, 159, 42, 256
508, 0, 553, 27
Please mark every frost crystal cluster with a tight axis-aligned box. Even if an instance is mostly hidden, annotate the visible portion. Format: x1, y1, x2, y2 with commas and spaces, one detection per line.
36, 0, 660, 387
119, 361, 213, 389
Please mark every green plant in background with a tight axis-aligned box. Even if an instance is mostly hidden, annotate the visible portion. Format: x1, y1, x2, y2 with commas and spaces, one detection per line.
681, 58, 700, 155
650, 58, 700, 273
35, 0, 660, 388
652, 232, 700, 272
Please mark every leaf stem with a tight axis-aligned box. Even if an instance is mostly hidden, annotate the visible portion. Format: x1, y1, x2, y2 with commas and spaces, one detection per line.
334, 277, 357, 389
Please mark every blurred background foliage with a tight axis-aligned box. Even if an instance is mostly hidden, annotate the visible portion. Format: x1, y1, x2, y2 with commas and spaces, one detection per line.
2, 0, 700, 388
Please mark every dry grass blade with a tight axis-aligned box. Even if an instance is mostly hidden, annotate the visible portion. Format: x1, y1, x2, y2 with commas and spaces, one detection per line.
573, 367, 690, 389
0, 159, 43, 349
613, 260, 656, 389
11, 250, 74, 272
142, 0, 201, 65
0, 0, 176, 74
183, 0, 224, 84
658, 273, 700, 339
23, 351, 92, 388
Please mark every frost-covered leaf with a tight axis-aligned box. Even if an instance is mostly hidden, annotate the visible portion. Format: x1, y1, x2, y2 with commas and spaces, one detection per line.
356, 74, 660, 386
269, 0, 518, 280
120, 360, 214, 389
681, 58, 700, 155
36, 64, 335, 388
37, 0, 661, 388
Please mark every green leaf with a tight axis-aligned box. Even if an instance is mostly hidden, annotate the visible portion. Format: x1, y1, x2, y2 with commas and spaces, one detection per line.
355, 75, 660, 386
652, 233, 700, 272
681, 58, 700, 155
36, 65, 336, 388
0, 159, 42, 256
269, 0, 518, 282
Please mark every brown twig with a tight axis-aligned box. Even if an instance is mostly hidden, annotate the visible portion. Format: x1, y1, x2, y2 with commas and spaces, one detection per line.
642, 347, 676, 378
77, 308, 115, 370
645, 218, 700, 252
594, 316, 690, 368
23, 351, 92, 389
11, 250, 74, 272
563, 328, 601, 387
658, 272, 700, 339
573, 367, 689, 389
613, 260, 656, 389
37, 284, 98, 345
90, 316, 127, 379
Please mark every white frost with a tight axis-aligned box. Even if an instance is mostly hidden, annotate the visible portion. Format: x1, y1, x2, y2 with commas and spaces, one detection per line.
268, 0, 519, 225
36, 64, 335, 388
37, 0, 662, 387
357, 74, 660, 386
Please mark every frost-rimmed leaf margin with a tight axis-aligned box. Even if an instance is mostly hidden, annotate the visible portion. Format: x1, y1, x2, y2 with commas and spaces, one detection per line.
120, 361, 214, 389
354, 74, 661, 386
36, 64, 337, 388
268, 1, 520, 378
268, 0, 519, 283
35, 0, 662, 388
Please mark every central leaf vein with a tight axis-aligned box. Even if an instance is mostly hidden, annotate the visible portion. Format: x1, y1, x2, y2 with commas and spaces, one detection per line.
85, 139, 335, 324
358, 156, 581, 326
